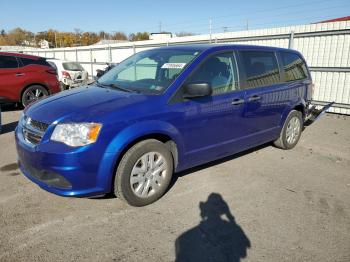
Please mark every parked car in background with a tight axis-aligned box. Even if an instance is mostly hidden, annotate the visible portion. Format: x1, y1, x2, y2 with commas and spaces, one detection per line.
16, 45, 332, 206
0, 52, 60, 107
96, 63, 118, 78
47, 59, 88, 90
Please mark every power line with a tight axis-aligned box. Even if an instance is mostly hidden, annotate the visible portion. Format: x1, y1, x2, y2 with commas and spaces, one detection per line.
161, 3, 349, 34
143, 0, 348, 32
210, 12, 350, 33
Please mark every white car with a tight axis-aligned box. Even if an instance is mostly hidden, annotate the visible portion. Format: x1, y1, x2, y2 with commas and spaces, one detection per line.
47, 59, 88, 90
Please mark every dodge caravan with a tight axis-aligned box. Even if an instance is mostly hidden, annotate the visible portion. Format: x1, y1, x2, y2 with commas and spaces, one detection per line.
15, 45, 332, 206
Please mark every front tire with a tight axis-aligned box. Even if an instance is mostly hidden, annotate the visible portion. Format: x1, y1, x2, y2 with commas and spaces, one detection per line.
21, 85, 48, 107
274, 110, 303, 150
114, 139, 174, 206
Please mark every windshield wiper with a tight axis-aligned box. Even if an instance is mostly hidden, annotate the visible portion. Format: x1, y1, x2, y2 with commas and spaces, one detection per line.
105, 83, 134, 93
96, 81, 141, 93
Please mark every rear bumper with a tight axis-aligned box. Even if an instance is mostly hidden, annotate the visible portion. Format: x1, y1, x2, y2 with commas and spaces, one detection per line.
15, 125, 118, 197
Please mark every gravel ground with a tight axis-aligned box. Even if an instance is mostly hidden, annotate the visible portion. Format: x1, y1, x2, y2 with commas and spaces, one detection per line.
0, 107, 349, 262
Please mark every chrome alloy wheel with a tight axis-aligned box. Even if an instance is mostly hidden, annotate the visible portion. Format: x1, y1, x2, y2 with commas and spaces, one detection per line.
286, 116, 301, 145
26, 88, 45, 103
130, 152, 168, 198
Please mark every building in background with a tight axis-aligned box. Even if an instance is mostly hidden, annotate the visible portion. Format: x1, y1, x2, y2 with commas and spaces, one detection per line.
149, 32, 172, 41
317, 16, 350, 23
39, 39, 52, 49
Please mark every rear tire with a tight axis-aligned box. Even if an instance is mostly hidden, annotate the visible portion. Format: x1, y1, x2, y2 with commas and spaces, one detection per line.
114, 139, 174, 206
21, 85, 48, 107
59, 81, 69, 91
274, 110, 303, 150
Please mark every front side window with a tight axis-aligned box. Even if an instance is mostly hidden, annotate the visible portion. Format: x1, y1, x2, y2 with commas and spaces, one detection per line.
240, 51, 280, 88
0, 55, 18, 69
186, 52, 239, 95
281, 52, 309, 82
98, 49, 201, 94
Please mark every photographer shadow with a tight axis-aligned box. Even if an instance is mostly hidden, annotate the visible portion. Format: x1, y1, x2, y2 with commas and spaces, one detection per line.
175, 193, 251, 262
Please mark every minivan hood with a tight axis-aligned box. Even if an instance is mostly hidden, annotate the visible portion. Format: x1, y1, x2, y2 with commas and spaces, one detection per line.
25, 85, 154, 124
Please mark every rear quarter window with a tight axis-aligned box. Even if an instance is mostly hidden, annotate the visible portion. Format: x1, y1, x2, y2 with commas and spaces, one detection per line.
240, 51, 281, 88
20, 57, 51, 67
281, 52, 309, 82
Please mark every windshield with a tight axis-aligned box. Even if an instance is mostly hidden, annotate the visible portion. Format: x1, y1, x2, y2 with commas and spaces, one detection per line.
63, 62, 84, 71
97, 48, 201, 94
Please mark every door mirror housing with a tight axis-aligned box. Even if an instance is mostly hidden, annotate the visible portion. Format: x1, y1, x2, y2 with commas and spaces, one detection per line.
183, 82, 212, 98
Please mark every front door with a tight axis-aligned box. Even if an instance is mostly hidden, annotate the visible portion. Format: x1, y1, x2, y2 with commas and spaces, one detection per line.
170, 51, 248, 168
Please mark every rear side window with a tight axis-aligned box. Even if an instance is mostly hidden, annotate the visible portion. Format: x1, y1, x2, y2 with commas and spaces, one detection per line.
20, 57, 50, 67
63, 62, 84, 71
0, 55, 19, 69
240, 51, 280, 88
281, 52, 309, 82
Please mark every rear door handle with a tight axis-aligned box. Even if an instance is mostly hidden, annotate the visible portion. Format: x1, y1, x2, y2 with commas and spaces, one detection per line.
231, 98, 245, 105
15, 73, 25, 77
248, 95, 261, 102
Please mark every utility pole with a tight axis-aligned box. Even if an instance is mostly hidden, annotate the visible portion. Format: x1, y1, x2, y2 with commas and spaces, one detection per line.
209, 18, 212, 43
54, 32, 57, 48
246, 19, 249, 31
159, 21, 162, 33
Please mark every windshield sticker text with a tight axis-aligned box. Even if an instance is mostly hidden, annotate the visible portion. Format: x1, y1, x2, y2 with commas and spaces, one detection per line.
161, 63, 187, 69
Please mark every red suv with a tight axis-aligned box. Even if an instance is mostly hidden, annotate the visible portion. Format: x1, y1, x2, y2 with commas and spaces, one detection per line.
0, 52, 60, 107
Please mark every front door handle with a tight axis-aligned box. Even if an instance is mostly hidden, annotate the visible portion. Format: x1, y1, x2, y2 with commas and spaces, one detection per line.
15, 73, 25, 77
248, 95, 261, 102
231, 98, 245, 105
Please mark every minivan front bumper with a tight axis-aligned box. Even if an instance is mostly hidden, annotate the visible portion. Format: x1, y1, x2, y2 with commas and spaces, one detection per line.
15, 124, 117, 197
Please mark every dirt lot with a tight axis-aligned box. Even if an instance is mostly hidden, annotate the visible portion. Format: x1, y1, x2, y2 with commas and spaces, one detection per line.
0, 107, 349, 262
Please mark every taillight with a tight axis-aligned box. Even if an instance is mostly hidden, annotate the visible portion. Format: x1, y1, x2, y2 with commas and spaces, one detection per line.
62, 71, 71, 79
46, 69, 57, 75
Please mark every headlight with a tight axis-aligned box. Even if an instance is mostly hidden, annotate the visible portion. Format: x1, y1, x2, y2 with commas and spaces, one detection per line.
19, 112, 26, 126
51, 123, 102, 147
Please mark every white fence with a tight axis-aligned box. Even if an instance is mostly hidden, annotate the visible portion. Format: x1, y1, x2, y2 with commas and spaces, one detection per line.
16, 21, 350, 114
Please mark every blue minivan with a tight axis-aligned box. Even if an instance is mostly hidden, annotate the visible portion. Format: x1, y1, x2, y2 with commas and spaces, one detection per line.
15, 45, 331, 206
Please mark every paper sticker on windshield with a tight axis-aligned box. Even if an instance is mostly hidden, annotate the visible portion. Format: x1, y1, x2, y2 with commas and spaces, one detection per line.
161, 63, 186, 69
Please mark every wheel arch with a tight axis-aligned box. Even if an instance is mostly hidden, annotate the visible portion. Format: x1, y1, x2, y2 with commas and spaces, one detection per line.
119, 133, 178, 166
279, 100, 307, 128
102, 121, 184, 193
293, 103, 306, 120
20, 83, 50, 103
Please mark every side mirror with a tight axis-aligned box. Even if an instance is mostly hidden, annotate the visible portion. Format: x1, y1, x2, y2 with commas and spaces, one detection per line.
183, 82, 212, 98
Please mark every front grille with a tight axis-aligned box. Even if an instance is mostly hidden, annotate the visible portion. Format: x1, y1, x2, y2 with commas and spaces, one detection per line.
30, 119, 49, 133
22, 117, 49, 146
23, 129, 42, 145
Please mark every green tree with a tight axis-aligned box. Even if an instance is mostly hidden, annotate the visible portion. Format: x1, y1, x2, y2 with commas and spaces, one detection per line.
128, 32, 149, 41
